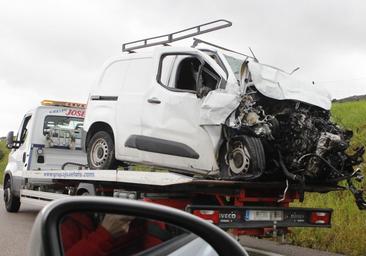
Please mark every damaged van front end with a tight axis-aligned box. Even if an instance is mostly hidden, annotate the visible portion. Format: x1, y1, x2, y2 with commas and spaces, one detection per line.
201, 57, 365, 209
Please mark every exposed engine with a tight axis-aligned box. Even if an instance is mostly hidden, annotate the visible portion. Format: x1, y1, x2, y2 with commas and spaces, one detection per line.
224, 88, 364, 186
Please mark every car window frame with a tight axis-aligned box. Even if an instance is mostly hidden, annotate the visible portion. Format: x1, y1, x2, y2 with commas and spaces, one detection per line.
198, 62, 222, 92
199, 49, 228, 81
156, 52, 205, 94
16, 114, 32, 147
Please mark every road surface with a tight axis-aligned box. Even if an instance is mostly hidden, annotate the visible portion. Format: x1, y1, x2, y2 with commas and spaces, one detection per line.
0, 189, 42, 256
0, 189, 344, 256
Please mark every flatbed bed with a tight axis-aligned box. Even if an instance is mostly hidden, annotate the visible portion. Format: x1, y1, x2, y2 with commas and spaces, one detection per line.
22, 169, 343, 194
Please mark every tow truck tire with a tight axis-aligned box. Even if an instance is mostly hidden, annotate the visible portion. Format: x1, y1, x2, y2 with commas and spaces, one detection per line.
3, 179, 21, 212
87, 131, 118, 170
219, 135, 266, 180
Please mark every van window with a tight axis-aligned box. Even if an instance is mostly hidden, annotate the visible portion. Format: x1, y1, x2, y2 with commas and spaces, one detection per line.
17, 115, 32, 145
158, 54, 220, 94
43, 116, 84, 138
43, 116, 84, 149
160, 55, 176, 86
200, 63, 221, 91
159, 54, 201, 91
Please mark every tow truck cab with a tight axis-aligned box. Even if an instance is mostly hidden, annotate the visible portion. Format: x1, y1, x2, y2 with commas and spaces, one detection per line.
4, 100, 87, 178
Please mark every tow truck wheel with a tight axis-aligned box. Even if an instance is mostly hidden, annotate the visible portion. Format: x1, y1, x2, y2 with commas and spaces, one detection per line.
3, 179, 21, 212
87, 131, 118, 170
219, 135, 266, 180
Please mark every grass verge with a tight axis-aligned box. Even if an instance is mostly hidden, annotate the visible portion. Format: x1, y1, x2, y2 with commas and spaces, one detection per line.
289, 100, 366, 256
0, 140, 10, 185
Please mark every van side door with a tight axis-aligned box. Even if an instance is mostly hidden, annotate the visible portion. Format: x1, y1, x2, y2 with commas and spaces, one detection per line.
115, 57, 154, 160
134, 50, 225, 171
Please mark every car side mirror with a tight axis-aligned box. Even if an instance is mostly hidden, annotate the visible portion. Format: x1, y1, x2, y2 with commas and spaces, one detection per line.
6, 131, 14, 149
28, 197, 248, 256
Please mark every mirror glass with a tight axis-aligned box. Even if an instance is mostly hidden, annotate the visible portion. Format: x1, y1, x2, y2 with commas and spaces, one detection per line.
59, 211, 218, 256
6, 131, 14, 149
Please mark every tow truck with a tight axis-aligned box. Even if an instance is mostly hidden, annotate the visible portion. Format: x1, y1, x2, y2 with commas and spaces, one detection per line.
3, 101, 335, 238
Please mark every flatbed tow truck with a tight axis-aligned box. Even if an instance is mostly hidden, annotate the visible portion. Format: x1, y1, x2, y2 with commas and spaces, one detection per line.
1, 96, 339, 239
2, 59, 346, 238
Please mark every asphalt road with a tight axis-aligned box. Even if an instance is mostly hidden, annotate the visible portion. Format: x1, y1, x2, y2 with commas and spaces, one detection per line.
0, 189, 42, 256
0, 189, 344, 256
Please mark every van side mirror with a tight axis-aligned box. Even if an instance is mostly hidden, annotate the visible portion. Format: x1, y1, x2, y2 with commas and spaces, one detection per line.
6, 131, 14, 149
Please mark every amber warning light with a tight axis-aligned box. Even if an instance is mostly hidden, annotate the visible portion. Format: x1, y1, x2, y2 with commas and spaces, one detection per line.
41, 100, 86, 109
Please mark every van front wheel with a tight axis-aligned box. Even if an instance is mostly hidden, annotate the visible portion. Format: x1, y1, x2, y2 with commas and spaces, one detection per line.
4, 179, 21, 212
87, 131, 118, 170
219, 135, 266, 180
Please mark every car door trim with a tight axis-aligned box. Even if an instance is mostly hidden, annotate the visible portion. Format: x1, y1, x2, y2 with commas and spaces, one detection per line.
125, 135, 199, 159
90, 95, 118, 101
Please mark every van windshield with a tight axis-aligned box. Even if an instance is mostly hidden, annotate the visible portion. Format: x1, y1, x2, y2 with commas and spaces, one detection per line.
43, 116, 83, 137
43, 115, 84, 149
223, 54, 245, 81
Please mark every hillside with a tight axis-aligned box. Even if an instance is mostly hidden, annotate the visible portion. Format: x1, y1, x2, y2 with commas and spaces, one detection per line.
333, 94, 366, 103
290, 100, 366, 256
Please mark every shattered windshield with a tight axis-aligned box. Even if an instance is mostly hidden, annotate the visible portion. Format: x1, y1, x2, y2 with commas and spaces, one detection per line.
223, 54, 245, 80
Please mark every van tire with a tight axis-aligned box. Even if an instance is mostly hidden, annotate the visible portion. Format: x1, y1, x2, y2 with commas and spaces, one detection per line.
3, 179, 21, 212
219, 135, 265, 180
87, 131, 118, 170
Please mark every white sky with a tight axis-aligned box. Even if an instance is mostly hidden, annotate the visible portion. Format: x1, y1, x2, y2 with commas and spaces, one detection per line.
1, 0, 366, 136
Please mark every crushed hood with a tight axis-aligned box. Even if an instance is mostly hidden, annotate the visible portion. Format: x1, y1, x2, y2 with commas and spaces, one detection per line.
199, 61, 332, 126
248, 62, 332, 110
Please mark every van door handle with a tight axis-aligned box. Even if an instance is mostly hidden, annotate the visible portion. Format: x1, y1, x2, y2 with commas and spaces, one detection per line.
147, 98, 161, 104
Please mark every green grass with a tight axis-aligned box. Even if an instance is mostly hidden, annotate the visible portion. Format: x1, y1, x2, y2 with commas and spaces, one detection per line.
289, 100, 366, 256
0, 140, 10, 185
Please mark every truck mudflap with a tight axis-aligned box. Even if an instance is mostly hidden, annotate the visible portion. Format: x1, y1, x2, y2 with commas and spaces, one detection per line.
186, 205, 332, 229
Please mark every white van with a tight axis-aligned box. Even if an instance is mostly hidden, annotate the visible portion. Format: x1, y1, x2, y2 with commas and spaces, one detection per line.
83, 20, 361, 186
83, 47, 230, 173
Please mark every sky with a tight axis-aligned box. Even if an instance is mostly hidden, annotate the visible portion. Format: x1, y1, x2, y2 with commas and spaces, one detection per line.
0, 0, 366, 136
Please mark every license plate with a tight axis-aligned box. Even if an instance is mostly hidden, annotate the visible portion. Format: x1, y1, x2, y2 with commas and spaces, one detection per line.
245, 210, 284, 221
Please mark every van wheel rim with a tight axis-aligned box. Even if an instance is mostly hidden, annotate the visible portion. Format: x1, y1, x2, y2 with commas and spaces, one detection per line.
91, 138, 109, 167
228, 143, 250, 175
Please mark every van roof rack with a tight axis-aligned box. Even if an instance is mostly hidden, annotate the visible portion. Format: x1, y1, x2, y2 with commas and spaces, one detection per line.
122, 19, 232, 53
